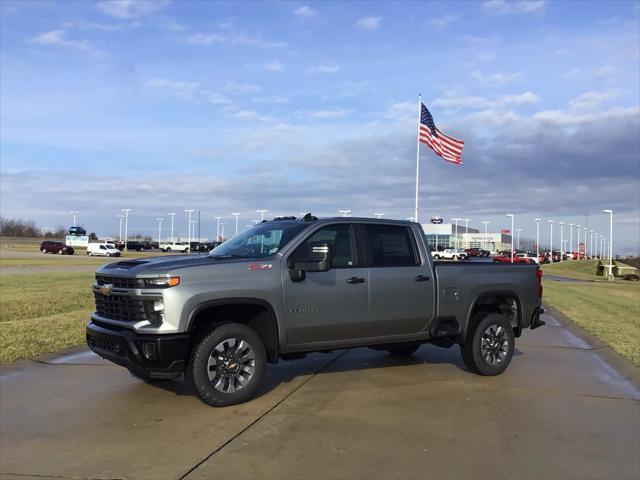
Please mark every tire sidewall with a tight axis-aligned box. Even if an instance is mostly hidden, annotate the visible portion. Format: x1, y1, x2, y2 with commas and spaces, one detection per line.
469, 313, 515, 376
189, 323, 267, 407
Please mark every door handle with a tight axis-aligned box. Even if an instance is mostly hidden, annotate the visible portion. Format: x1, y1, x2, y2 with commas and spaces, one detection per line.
414, 275, 430, 282
346, 276, 366, 284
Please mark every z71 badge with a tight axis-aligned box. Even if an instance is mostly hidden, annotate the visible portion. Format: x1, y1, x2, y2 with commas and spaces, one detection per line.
248, 263, 273, 271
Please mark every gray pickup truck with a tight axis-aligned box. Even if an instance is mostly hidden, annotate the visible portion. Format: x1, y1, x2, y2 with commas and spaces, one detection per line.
87, 215, 544, 406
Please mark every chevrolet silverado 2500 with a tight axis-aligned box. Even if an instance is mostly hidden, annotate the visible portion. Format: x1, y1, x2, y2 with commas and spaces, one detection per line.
87, 215, 544, 406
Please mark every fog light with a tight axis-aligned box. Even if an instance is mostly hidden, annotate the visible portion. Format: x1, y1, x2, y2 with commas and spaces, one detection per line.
142, 342, 157, 360
153, 300, 164, 312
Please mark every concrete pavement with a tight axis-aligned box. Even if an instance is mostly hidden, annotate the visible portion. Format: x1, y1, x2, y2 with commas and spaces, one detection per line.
1, 311, 638, 480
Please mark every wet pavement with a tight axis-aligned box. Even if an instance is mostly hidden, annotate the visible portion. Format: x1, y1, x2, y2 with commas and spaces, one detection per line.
1, 311, 638, 480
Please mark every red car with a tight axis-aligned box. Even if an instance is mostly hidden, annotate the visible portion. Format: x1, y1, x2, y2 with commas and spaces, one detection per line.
40, 241, 74, 255
493, 253, 533, 264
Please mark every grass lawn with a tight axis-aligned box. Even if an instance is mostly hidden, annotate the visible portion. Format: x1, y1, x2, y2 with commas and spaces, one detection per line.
0, 273, 94, 363
543, 279, 640, 366
542, 259, 637, 282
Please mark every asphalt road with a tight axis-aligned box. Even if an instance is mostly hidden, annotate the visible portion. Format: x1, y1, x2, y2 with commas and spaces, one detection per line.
1, 311, 638, 480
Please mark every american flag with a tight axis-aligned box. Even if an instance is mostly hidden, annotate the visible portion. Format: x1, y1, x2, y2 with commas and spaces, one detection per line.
419, 103, 464, 165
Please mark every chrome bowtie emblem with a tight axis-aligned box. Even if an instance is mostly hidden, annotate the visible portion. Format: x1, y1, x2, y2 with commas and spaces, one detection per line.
99, 284, 113, 296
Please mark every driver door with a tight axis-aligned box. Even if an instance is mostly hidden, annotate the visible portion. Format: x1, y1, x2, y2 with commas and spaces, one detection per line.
282, 223, 369, 347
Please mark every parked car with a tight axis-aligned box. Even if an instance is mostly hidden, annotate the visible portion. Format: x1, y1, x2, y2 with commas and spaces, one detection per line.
493, 253, 533, 264
40, 241, 74, 255
87, 243, 121, 257
431, 248, 467, 260
464, 248, 481, 257
87, 216, 544, 407
68, 226, 86, 236
515, 253, 539, 264
159, 241, 190, 253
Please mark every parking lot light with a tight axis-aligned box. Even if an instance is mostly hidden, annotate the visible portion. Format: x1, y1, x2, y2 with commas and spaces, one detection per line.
184, 210, 195, 250
602, 210, 613, 279
559, 222, 564, 262
534, 219, 541, 261
506, 214, 514, 263
168, 213, 176, 242
548, 220, 554, 260
121, 209, 130, 252
257, 209, 268, 221
339, 209, 351, 217
451, 218, 461, 250
568, 223, 573, 259
117, 214, 124, 242
482, 221, 490, 252
374, 212, 385, 219
69, 211, 79, 226
232, 213, 240, 236
156, 217, 164, 244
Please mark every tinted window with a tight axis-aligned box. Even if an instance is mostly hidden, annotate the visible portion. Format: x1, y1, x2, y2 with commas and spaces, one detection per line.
293, 224, 356, 268
364, 225, 419, 267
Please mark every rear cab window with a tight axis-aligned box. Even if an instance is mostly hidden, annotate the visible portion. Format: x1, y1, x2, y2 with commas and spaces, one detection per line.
363, 224, 420, 267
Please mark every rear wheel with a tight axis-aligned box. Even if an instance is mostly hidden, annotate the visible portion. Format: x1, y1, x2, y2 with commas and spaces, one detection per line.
453, 255, 459, 260
58, 249, 63, 255
461, 313, 514, 376
167, 247, 172, 252
188, 323, 267, 407
42, 248, 47, 254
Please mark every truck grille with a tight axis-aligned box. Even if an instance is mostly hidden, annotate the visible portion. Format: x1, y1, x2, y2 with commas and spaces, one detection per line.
94, 292, 147, 322
95, 275, 143, 289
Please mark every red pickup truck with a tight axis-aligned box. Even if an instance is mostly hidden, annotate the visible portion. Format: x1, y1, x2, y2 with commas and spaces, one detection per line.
493, 253, 536, 264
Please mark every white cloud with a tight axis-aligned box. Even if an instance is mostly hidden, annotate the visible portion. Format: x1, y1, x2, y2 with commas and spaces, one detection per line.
428, 15, 458, 29
595, 64, 615, 79
185, 31, 286, 48
30, 30, 94, 53
308, 64, 340, 74
432, 91, 539, 110
146, 78, 201, 100
301, 109, 351, 119
233, 110, 272, 122
482, 0, 545, 14
470, 70, 521, 85
264, 61, 283, 72
224, 81, 261, 95
567, 90, 617, 110
355, 16, 382, 31
97, 0, 170, 19
294, 6, 317, 17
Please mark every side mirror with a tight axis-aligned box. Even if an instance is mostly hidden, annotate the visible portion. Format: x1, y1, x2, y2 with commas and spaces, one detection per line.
294, 241, 331, 273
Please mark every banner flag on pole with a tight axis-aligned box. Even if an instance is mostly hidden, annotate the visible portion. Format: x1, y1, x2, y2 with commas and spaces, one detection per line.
418, 103, 464, 165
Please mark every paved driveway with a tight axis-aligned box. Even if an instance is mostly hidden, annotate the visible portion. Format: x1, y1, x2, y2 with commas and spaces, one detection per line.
1, 311, 638, 480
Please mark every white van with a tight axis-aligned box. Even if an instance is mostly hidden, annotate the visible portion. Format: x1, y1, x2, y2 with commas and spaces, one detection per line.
87, 243, 121, 257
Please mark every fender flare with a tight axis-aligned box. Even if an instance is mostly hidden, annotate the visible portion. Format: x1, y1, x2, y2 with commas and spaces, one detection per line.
462, 290, 522, 340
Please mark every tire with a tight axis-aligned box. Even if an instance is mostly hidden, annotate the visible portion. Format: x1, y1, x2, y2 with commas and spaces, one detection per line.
127, 368, 172, 383
42, 248, 47, 254
385, 344, 420, 356
188, 323, 267, 407
167, 248, 171, 252
433, 255, 440, 260
453, 255, 458, 260
58, 249, 63, 255
89, 251, 93, 256
461, 313, 515, 376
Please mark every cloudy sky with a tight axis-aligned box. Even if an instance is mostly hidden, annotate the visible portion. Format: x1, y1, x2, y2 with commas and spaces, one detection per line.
1, 0, 639, 253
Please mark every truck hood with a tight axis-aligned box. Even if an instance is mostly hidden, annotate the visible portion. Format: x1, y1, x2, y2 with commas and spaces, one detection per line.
96, 254, 262, 276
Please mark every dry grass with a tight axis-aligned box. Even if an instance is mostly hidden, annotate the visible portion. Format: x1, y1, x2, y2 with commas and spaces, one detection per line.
543, 279, 640, 366
0, 273, 94, 363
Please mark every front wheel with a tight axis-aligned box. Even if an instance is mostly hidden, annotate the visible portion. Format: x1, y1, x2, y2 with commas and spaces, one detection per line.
166, 247, 171, 252
187, 323, 267, 407
453, 255, 458, 260
461, 313, 514, 376
42, 248, 47, 254
58, 249, 63, 255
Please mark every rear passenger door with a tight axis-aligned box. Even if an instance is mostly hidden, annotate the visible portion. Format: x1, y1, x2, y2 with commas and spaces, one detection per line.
362, 224, 435, 336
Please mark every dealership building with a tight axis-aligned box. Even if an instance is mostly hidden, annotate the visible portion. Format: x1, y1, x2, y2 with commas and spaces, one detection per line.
421, 223, 513, 252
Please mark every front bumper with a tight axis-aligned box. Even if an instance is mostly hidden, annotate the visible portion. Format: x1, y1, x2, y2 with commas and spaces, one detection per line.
86, 320, 190, 379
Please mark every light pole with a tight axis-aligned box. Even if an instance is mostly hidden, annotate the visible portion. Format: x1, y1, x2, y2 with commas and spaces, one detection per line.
155, 217, 164, 244
69, 211, 79, 226
117, 214, 124, 242
482, 221, 490, 252
548, 220, 554, 259
184, 209, 194, 248
214, 216, 221, 242
462, 218, 471, 248
339, 209, 351, 217
168, 213, 176, 242
220, 222, 226, 240
190, 220, 197, 244
535, 218, 541, 260
583, 227, 588, 258
568, 223, 573, 259
451, 218, 461, 250
506, 214, 514, 263
516, 228, 522, 250
589, 230, 594, 259
559, 222, 564, 261
602, 210, 613, 279
257, 209, 268, 221
374, 212, 384, 219
593, 232, 598, 258
121, 209, 130, 252
232, 213, 240, 236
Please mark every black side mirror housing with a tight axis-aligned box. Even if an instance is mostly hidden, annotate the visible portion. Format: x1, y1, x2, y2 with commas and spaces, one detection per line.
294, 241, 332, 273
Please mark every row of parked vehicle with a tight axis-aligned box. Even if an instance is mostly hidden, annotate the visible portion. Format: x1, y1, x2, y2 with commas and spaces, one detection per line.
430, 247, 491, 261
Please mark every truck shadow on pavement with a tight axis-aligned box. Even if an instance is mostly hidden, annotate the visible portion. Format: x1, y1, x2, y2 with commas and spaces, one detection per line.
145, 345, 525, 401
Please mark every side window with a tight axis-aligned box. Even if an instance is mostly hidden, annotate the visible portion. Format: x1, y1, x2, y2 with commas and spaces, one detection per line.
100, 245, 106, 250
364, 225, 419, 267
292, 224, 356, 268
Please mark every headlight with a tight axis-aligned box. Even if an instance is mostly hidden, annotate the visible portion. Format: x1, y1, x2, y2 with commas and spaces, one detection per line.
143, 276, 180, 288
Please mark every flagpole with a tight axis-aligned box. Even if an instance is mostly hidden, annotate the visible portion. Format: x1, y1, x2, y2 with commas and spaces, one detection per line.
414, 93, 422, 223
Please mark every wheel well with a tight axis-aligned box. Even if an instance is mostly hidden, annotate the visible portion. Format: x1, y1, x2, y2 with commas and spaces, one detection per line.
464, 293, 521, 342
190, 303, 279, 363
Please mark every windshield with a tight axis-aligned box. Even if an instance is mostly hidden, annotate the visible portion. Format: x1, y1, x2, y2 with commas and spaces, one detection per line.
209, 221, 308, 259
